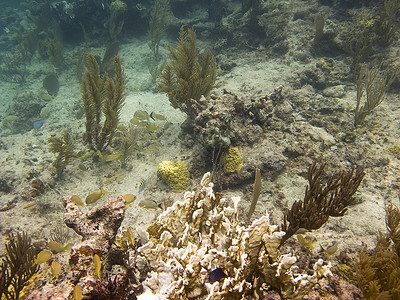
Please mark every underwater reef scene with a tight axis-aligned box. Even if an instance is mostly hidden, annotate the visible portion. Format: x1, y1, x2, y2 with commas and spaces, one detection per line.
1, 0, 400, 298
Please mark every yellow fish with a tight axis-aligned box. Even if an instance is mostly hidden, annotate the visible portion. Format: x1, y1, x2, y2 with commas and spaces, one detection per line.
50, 261, 62, 278
321, 241, 339, 256
23, 203, 36, 209
147, 124, 160, 132
150, 112, 167, 121
94, 254, 101, 279
85, 187, 108, 205
134, 110, 148, 120
123, 194, 136, 207
127, 228, 135, 247
138, 199, 162, 210
48, 241, 71, 253
35, 250, 52, 265
130, 117, 141, 125
97, 150, 123, 162
296, 234, 314, 250
73, 285, 82, 300
70, 195, 84, 206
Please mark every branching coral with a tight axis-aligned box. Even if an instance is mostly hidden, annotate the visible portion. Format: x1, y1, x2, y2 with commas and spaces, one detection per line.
81, 53, 126, 152
280, 162, 365, 246
0, 232, 39, 300
354, 64, 398, 126
356, 204, 400, 298
136, 172, 333, 299
157, 26, 217, 117
48, 130, 75, 178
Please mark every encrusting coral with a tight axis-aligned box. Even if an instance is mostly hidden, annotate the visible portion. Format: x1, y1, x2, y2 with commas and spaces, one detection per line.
221, 145, 243, 173
136, 172, 333, 299
157, 160, 191, 192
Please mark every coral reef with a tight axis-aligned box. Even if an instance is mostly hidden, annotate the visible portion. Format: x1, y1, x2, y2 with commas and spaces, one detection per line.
63, 195, 126, 252
157, 160, 191, 192
220, 145, 243, 173
136, 172, 333, 299
187, 88, 284, 149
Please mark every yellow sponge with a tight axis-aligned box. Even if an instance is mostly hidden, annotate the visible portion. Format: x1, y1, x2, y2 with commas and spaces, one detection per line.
157, 160, 191, 192
221, 145, 243, 173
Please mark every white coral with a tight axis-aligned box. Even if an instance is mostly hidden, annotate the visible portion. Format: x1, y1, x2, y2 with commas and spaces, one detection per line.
136, 172, 331, 299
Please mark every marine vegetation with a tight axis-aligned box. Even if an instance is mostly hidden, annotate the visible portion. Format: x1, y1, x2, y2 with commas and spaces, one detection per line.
247, 167, 261, 220
48, 130, 75, 178
355, 204, 400, 298
354, 64, 398, 126
0, 231, 39, 300
157, 160, 191, 192
280, 162, 365, 246
148, 0, 170, 63
81, 53, 126, 152
107, 0, 127, 40
157, 26, 217, 117
147, 0, 170, 84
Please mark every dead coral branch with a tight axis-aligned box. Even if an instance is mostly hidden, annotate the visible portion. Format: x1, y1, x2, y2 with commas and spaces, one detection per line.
280, 162, 365, 247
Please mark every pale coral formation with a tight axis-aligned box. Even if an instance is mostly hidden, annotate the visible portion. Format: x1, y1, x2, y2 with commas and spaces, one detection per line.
157, 160, 191, 192
136, 172, 333, 299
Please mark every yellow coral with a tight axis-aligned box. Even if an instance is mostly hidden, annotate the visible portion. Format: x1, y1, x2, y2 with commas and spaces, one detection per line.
388, 145, 400, 159
157, 160, 191, 192
221, 145, 243, 173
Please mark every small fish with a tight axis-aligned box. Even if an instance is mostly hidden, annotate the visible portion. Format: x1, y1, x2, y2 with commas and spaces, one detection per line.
123, 194, 136, 207
32, 119, 44, 129
147, 142, 163, 152
85, 187, 108, 205
130, 117, 141, 125
70, 195, 84, 207
134, 110, 148, 120
295, 228, 310, 235
50, 261, 62, 278
35, 250, 52, 265
94, 254, 101, 279
97, 150, 123, 162
138, 179, 146, 193
117, 124, 127, 132
296, 234, 314, 250
126, 228, 135, 247
321, 241, 339, 256
150, 112, 167, 121
138, 199, 162, 210
209, 268, 228, 283
147, 124, 160, 132
48, 241, 71, 253
23, 203, 36, 209
0, 204, 16, 212
73, 284, 82, 300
